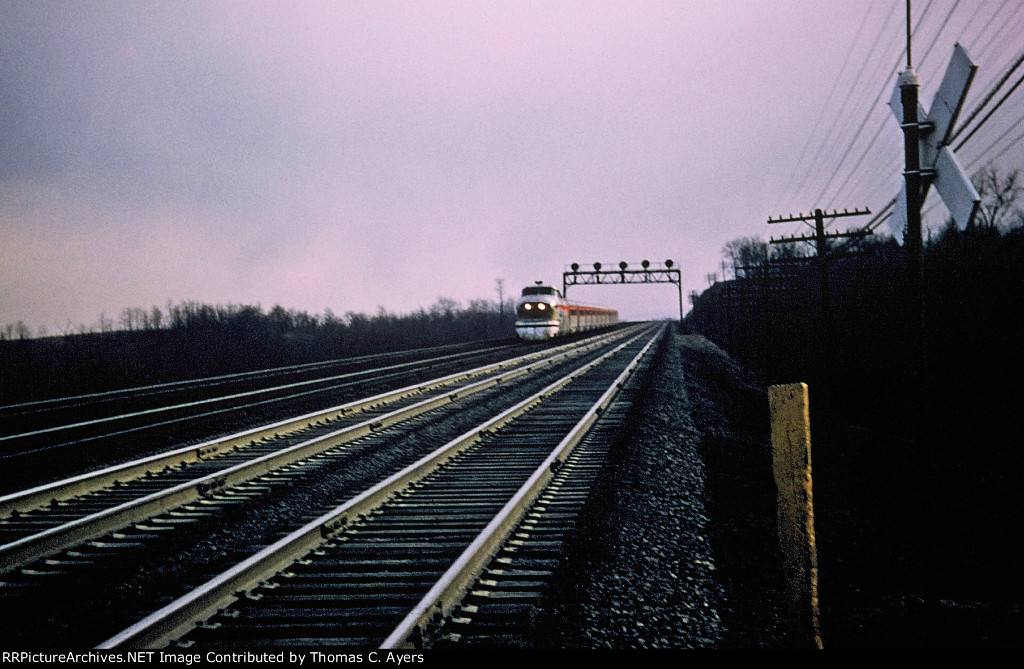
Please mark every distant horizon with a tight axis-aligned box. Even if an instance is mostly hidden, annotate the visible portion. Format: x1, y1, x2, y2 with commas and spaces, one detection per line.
3, 2, 1021, 336
2, 284, 687, 339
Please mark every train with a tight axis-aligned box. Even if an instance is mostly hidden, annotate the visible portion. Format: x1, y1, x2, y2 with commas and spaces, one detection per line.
514, 284, 618, 341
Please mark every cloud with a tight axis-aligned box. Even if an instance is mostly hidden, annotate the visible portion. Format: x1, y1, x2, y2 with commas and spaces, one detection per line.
3, 2, 1016, 333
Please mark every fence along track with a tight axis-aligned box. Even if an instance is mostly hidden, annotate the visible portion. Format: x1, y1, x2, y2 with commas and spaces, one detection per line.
0, 326, 639, 575
99, 324, 663, 649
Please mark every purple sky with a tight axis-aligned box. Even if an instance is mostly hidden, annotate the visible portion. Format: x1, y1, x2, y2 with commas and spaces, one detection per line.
3, 1, 1023, 334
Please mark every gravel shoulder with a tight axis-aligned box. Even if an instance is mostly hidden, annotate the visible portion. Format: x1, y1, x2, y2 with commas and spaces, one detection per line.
535, 329, 1024, 649
534, 331, 786, 648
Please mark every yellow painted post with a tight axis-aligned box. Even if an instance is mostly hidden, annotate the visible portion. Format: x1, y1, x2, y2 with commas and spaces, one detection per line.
769, 383, 822, 649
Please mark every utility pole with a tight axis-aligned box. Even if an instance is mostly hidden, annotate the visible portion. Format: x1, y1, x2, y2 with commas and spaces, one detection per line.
887, 3, 980, 445
767, 208, 871, 363
723, 260, 731, 352
899, 0, 925, 369
495, 278, 505, 338
735, 261, 774, 383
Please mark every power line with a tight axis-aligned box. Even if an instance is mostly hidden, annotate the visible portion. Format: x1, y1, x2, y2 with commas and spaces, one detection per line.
802, 56, 900, 207
786, 0, 903, 207
950, 50, 1024, 144
965, 114, 1024, 171
775, 0, 1023, 242
968, 0, 1016, 51
949, 0, 987, 43
954, 71, 1024, 151
914, 0, 963, 70
822, 1, 1020, 223
826, 115, 891, 210
811, 0, 945, 207
983, 127, 1024, 166
772, 0, 880, 214
959, 4, 1024, 94
974, 1, 1024, 65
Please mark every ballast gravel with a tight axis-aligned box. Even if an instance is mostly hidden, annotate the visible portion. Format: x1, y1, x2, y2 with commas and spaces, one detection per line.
533, 332, 786, 649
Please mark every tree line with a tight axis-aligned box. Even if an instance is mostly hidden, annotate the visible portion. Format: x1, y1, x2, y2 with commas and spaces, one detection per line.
684, 167, 1024, 602
0, 297, 517, 403
686, 167, 1023, 436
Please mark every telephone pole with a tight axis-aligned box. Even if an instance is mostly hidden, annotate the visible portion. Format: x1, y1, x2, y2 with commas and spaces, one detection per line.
887, 3, 980, 445
899, 0, 925, 368
768, 207, 871, 362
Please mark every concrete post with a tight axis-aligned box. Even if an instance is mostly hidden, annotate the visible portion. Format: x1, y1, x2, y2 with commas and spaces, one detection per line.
769, 383, 822, 648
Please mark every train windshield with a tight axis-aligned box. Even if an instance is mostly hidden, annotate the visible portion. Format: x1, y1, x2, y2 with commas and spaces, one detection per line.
521, 286, 558, 297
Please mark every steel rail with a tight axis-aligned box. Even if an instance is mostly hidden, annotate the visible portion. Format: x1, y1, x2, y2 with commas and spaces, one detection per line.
0, 340, 513, 414
97, 326, 657, 649
0, 327, 630, 520
0, 344, 524, 443
381, 324, 664, 648
0, 344, 533, 465
0, 327, 639, 575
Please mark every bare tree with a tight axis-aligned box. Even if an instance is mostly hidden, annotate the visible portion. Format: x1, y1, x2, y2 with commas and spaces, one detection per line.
723, 237, 769, 278
429, 297, 459, 318
770, 240, 810, 261
972, 166, 1022, 231
722, 236, 769, 268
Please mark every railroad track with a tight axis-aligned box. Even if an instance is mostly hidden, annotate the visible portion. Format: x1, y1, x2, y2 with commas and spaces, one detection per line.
0, 327, 633, 571
0, 338, 540, 493
0, 339, 515, 430
0, 325, 660, 647
100, 324, 665, 649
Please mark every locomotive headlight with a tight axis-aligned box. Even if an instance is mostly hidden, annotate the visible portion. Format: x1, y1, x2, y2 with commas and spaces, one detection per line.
523, 303, 532, 310
537, 303, 546, 310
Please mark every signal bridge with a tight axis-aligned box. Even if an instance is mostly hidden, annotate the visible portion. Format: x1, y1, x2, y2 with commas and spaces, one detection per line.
563, 260, 683, 322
